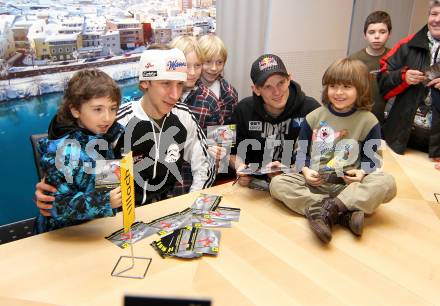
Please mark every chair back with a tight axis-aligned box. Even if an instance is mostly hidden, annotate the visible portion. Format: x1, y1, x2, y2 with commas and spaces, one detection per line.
30, 133, 48, 181
0, 218, 35, 245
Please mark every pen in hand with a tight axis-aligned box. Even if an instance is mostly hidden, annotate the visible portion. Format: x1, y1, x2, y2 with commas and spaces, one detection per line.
233, 164, 250, 186
232, 175, 240, 186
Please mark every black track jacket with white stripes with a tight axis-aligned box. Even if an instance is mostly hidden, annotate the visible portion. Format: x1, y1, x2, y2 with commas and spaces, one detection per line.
115, 99, 215, 205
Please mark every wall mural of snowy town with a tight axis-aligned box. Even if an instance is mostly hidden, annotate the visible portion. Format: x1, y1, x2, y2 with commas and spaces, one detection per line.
0, 0, 216, 101
0, 0, 216, 226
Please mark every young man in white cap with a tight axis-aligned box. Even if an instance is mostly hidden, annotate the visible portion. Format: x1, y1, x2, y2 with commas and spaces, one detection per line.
115, 47, 215, 204
231, 54, 320, 186
35, 48, 215, 211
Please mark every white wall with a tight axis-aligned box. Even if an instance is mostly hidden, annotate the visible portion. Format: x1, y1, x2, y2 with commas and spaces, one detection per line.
217, 0, 270, 101
267, 0, 353, 101
218, 0, 353, 101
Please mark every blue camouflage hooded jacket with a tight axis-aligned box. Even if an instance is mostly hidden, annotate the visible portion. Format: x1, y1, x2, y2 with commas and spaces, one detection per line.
35, 116, 124, 233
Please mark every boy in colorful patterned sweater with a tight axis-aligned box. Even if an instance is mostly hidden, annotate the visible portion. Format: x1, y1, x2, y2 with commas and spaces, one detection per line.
270, 58, 397, 244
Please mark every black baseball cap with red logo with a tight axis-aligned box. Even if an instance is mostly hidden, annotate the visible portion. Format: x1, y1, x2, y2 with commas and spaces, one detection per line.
250, 54, 289, 86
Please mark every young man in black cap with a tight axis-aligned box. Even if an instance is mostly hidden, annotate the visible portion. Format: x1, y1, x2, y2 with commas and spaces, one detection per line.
230, 54, 320, 186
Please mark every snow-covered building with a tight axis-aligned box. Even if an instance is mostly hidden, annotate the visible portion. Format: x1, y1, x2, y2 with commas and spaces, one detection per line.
195, 0, 214, 9
167, 15, 193, 37
0, 16, 16, 60
27, 19, 50, 60
82, 16, 106, 47
10, 17, 35, 53
46, 33, 80, 61
192, 18, 211, 35
152, 20, 172, 44
106, 18, 143, 50
82, 30, 102, 48
101, 30, 121, 56
59, 16, 84, 29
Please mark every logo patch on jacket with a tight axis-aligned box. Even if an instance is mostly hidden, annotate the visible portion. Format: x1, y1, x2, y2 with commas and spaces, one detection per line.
165, 143, 180, 163
249, 121, 262, 131
291, 117, 304, 128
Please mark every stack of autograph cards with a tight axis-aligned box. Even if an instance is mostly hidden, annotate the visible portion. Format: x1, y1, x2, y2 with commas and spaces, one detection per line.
146, 208, 193, 235
202, 206, 241, 221
150, 194, 240, 259
191, 193, 222, 213
106, 208, 194, 248
192, 206, 241, 228
95, 160, 121, 191
105, 221, 157, 249
151, 227, 221, 259
106, 193, 240, 259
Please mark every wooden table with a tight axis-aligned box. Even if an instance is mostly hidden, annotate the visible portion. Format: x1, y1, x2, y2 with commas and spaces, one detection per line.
1, 147, 440, 306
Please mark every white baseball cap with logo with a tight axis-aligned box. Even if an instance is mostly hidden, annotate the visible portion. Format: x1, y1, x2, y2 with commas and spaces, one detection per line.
138, 48, 188, 82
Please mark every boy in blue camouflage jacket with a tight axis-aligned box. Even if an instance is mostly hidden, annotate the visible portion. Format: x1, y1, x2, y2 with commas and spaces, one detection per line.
35, 69, 124, 233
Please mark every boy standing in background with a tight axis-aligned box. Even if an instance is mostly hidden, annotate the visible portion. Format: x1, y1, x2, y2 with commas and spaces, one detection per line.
350, 11, 392, 123
198, 34, 238, 125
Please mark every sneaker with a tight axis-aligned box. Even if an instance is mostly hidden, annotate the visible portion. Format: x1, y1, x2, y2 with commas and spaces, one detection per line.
305, 198, 339, 243
338, 210, 364, 236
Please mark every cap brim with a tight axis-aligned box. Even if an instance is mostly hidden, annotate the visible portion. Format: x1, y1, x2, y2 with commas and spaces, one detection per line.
255, 70, 289, 86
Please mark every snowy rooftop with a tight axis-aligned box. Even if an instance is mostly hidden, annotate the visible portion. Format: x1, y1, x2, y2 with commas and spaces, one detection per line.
60, 16, 84, 24
83, 30, 104, 35
0, 15, 16, 27
109, 18, 140, 25
45, 33, 79, 42
59, 26, 83, 32
103, 30, 119, 36
12, 16, 38, 29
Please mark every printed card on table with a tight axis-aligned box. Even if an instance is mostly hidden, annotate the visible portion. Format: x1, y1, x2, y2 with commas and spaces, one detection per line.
191, 194, 222, 213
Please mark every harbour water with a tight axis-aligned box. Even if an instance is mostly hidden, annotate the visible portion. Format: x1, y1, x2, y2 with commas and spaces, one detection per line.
0, 77, 142, 226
